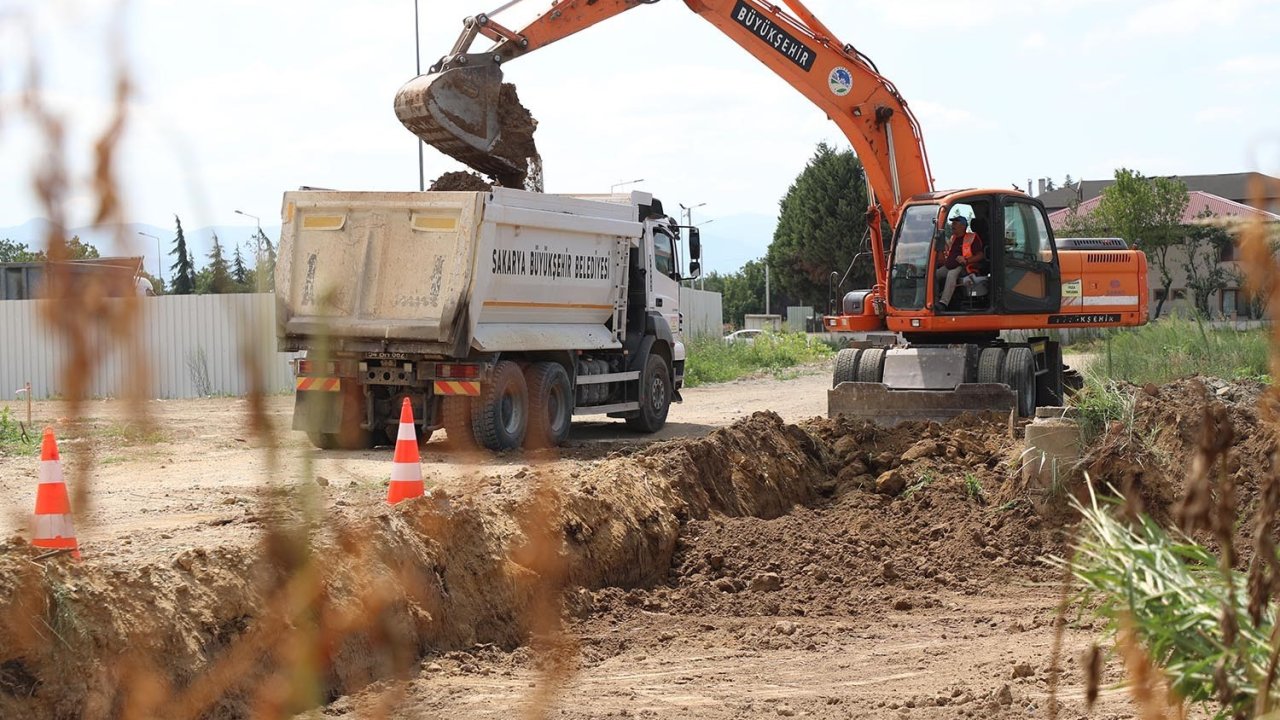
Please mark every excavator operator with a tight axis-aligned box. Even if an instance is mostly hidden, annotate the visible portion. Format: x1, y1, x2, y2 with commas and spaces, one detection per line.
935, 215, 985, 312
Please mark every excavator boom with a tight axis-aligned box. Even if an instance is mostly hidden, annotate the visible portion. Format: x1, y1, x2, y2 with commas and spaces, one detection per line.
396, 0, 935, 224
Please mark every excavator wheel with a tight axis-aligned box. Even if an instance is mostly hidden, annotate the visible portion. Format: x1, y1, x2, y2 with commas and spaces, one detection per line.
1004, 347, 1036, 417
833, 348, 863, 387
977, 347, 1007, 384
856, 348, 887, 383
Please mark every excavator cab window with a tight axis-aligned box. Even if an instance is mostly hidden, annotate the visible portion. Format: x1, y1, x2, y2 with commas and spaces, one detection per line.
888, 204, 941, 310
996, 199, 1061, 314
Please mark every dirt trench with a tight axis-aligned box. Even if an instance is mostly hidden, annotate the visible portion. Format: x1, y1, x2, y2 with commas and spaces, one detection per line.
0, 412, 828, 718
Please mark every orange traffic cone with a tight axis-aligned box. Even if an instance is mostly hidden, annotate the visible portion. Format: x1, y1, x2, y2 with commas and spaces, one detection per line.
387, 398, 425, 505
32, 427, 80, 560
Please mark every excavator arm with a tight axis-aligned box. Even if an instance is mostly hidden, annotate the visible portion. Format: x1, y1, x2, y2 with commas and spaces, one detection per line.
396, 0, 934, 228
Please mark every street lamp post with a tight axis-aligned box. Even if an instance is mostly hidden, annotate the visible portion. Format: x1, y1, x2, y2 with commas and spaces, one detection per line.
610, 178, 645, 194
414, 0, 425, 191
235, 210, 263, 252
138, 232, 162, 282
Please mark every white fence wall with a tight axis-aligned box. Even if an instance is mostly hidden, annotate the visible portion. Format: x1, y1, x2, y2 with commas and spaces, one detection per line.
1, 294, 296, 400
679, 288, 723, 339
2, 290, 728, 400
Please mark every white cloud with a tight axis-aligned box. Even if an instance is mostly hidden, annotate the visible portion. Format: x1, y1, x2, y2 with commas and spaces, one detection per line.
1195, 106, 1246, 124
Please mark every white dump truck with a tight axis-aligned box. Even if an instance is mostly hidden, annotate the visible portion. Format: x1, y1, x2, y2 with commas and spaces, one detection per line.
275, 187, 701, 451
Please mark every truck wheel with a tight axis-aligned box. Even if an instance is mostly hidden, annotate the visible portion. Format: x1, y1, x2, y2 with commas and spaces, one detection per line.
626, 353, 671, 433
1004, 347, 1036, 417
525, 362, 573, 449
833, 348, 863, 387
977, 347, 1006, 384
442, 397, 477, 449
472, 360, 529, 450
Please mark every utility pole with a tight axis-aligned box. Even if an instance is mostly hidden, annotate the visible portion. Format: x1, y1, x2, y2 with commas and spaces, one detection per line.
765, 264, 770, 316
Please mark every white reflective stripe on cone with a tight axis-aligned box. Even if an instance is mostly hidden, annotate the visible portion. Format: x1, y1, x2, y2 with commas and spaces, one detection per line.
34, 513, 76, 539
390, 462, 422, 482
397, 422, 417, 442
38, 460, 63, 485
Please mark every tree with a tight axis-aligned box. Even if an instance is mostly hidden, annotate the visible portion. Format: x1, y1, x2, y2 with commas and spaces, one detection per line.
62, 235, 100, 260
1068, 169, 1188, 317
1182, 210, 1234, 317
720, 260, 769, 328
198, 232, 234, 294
231, 242, 249, 289
0, 238, 40, 263
254, 228, 276, 291
767, 143, 873, 311
169, 215, 197, 295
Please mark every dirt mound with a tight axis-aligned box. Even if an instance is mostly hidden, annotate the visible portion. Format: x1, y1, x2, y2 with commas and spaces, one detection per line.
428, 171, 491, 192
0, 412, 829, 718
588, 414, 1065, 623
1082, 377, 1275, 533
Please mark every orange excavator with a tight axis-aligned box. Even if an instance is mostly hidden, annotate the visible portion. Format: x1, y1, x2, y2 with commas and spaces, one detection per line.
397, 0, 1149, 423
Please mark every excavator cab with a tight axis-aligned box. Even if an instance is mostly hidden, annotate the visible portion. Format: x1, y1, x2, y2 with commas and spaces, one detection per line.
887, 192, 1061, 319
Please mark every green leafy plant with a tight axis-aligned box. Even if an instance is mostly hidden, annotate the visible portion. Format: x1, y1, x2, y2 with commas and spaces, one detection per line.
963, 473, 984, 503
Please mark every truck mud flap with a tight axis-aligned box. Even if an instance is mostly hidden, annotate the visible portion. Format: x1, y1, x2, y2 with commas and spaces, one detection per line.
827, 382, 1016, 427
292, 389, 343, 434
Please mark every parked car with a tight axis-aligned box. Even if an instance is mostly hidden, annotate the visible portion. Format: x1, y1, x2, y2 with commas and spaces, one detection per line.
723, 329, 764, 345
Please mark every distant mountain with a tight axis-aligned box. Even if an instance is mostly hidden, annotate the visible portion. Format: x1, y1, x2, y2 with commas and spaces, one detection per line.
695, 213, 776, 275
0, 220, 281, 280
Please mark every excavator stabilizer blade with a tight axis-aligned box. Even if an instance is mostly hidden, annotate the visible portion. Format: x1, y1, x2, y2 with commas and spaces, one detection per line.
394, 65, 522, 183
827, 382, 1016, 426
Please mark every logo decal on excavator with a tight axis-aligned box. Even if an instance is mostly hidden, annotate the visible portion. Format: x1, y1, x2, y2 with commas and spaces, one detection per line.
732, 1, 816, 71
1048, 313, 1121, 325
828, 67, 853, 96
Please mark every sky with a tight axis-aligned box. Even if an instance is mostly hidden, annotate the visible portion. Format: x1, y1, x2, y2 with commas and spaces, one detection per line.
2, 0, 1279, 267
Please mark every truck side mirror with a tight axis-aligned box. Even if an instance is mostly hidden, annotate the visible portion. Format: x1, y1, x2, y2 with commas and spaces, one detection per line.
688, 227, 701, 260
688, 260, 701, 280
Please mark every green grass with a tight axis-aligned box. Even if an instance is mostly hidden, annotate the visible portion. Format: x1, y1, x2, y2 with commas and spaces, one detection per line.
1055, 490, 1278, 717
1072, 376, 1137, 444
0, 405, 38, 454
1084, 317, 1269, 385
683, 332, 833, 388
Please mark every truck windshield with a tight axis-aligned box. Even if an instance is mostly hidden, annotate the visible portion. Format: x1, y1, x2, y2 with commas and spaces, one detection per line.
888, 204, 941, 310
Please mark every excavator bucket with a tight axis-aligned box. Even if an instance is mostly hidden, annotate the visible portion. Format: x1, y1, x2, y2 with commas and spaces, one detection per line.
394, 64, 524, 185
828, 382, 1016, 426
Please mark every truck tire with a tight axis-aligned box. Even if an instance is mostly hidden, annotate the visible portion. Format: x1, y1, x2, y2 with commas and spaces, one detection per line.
472, 360, 529, 450
442, 397, 477, 449
1004, 347, 1036, 417
833, 348, 863, 387
525, 361, 573, 449
626, 353, 671, 433
977, 347, 1006, 384
856, 348, 886, 383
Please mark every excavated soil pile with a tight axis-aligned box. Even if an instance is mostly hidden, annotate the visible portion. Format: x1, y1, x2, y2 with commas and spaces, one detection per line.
0, 412, 825, 718
1083, 377, 1275, 536
589, 413, 1064, 622
428, 171, 492, 192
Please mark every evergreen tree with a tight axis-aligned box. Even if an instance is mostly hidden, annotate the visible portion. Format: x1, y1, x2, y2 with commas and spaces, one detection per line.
169, 215, 196, 295
200, 232, 234, 294
254, 228, 276, 291
766, 142, 873, 310
231, 242, 249, 289
0, 239, 40, 262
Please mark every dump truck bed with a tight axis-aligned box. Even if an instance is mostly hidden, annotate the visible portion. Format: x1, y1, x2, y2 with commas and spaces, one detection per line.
275, 188, 640, 356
